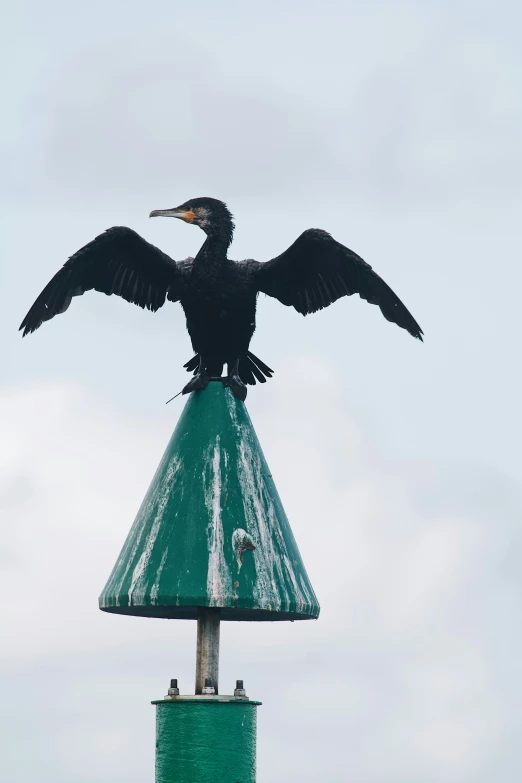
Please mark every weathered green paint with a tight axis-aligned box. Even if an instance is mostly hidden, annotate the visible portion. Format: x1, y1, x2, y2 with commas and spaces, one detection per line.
154, 698, 259, 783
99, 382, 319, 621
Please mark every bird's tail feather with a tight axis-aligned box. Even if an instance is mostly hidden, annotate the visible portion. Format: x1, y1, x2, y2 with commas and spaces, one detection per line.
183, 351, 274, 386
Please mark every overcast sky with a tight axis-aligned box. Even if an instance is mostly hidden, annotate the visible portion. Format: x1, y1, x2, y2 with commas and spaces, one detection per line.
2, 1, 522, 781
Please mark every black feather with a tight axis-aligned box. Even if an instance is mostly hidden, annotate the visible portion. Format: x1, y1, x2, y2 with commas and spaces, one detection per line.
19, 227, 182, 336
256, 228, 423, 340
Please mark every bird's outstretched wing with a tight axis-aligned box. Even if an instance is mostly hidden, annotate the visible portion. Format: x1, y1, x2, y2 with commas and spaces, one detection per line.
20, 227, 191, 336
255, 228, 423, 340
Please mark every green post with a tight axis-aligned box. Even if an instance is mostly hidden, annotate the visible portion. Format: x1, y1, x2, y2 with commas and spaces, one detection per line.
153, 697, 260, 783
99, 382, 319, 781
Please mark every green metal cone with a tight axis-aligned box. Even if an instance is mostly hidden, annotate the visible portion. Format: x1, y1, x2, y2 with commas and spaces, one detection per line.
99, 382, 319, 621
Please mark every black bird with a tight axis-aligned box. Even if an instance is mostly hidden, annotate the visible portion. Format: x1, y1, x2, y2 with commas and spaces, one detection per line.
20, 197, 423, 400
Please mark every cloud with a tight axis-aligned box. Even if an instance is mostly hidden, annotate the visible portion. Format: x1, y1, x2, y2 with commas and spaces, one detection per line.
5, 2, 522, 212
1, 367, 520, 782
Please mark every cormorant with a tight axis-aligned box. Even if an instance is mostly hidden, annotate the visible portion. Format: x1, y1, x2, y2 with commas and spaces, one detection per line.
20, 197, 423, 400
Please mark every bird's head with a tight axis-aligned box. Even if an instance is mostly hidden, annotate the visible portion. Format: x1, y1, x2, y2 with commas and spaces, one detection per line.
149, 197, 234, 238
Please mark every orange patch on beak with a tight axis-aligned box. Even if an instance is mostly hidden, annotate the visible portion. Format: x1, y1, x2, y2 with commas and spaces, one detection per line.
183, 209, 197, 223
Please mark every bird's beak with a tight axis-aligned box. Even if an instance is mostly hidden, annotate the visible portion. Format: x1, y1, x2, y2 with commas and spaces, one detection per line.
149, 208, 196, 223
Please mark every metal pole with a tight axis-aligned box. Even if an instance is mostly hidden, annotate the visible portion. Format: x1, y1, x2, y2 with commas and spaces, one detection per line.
195, 607, 220, 694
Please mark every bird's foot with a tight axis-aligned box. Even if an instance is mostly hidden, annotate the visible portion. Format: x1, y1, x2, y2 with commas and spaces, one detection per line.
182, 372, 210, 395
222, 374, 247, 401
